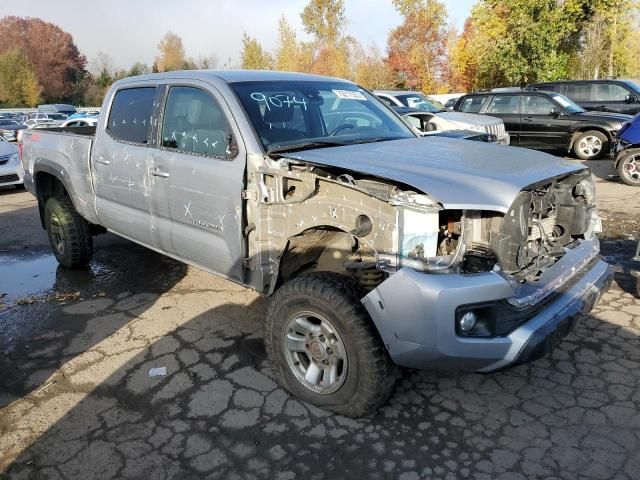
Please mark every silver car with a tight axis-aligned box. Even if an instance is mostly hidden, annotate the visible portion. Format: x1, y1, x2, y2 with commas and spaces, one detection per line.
0, 136, 23, 188
375, 90, 510, 144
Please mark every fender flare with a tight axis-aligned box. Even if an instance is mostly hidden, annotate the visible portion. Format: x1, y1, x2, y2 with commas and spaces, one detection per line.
32, 162, 81, 227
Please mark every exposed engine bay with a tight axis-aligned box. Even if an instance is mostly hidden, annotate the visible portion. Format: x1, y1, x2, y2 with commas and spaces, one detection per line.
473, 171, 597, 281
384, 170, 598, 282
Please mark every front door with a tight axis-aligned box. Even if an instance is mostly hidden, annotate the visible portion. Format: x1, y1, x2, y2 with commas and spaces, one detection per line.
518, 94, 569, 149
93, 86, 160, 248
483, 94, 521, 144
150, 84, 246, 281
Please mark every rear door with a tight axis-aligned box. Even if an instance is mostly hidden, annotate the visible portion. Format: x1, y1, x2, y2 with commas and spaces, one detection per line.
92, 85, 160, 248
151, 82, 245, 281
483, 94, 521, 144
518, 94, 569, 148
565, 82, 595, 111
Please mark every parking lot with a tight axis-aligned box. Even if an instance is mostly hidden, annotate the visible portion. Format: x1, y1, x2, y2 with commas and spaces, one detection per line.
0, 159, 638, 480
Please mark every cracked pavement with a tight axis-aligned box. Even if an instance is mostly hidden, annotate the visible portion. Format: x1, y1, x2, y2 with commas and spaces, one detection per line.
0, 159, 639, 480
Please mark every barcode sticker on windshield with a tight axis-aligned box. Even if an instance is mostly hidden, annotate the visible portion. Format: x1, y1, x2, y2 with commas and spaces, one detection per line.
332, 89, 367, 101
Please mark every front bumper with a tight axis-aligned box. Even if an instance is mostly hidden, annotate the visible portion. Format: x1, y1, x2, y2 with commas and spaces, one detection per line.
496, 133, 510, 146
362, 239, 614, 372
0, 159, 24, 186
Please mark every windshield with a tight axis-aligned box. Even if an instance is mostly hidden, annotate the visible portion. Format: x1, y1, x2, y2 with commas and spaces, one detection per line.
0, 120, 19, 127
551, 94, 585, 114
623, 80, 640, 93
47, 114, 67, 120
395, 93, 444, 112
231, 81, 415, 153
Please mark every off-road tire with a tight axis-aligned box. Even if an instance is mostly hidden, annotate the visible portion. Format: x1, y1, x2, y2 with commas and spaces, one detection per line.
44, 195, 93, 268
617, 148, 640, 186
573, 130, 609, 160
265, 272, 399, 417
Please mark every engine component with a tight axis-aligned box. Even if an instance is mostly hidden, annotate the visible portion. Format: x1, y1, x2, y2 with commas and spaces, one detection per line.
462, 243, 497, 273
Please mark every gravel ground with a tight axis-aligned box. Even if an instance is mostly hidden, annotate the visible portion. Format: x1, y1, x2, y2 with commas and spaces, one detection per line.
0, 158, 639, 480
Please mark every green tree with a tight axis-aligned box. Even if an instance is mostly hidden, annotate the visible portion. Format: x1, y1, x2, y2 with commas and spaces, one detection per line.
240, 34, 273, 70
0, 48, 41, 107
468, 0, 605, 88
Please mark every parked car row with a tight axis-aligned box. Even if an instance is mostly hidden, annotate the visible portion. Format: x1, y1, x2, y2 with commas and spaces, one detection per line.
0, 105, 99, 188
374, 90, 510, 144
453, 90, 631, 160
0, 134, 22, 189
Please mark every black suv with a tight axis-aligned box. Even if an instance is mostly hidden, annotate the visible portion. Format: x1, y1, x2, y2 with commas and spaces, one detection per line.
453, 90, 632, 159
527, 80, 640, 115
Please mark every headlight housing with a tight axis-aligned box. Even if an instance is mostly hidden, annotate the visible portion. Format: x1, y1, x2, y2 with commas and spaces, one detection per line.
575, 175, 596, 204
391, 193, 465, 272
9, 153, 19, 164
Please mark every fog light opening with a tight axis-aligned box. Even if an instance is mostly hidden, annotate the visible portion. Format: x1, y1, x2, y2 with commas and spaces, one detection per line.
459, 312, 477, 332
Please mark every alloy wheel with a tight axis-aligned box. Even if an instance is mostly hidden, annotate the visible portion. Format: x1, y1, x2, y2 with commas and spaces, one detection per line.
578, 135, 603, 159
283, 311, 348, 395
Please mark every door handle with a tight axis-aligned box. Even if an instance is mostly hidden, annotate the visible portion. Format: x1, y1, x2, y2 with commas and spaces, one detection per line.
151, 168, 170, 178
96, 157, 111, 165
524, 117, 534, 122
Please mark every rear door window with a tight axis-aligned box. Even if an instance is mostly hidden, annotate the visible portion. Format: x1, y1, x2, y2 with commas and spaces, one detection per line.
565, 83, 592, 102
459, 96, 488, 113
107, 87, 157, 144
486, 95, 520, 114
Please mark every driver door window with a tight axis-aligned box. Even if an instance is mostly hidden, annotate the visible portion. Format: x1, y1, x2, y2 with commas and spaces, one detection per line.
161, 87, 230, 158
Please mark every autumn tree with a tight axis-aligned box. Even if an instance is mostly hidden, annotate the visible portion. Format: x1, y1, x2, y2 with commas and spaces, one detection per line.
571, 0, 639, 79
352, 43, 394, 89
0, 16, 85, 102
0, 48, 41, 107
448, 19, 479, 91
274, 16, 300, 72
155, 32, 189, 72
387, 0, 449, 92
240, 34, 273, 70
300, 0, 350, 77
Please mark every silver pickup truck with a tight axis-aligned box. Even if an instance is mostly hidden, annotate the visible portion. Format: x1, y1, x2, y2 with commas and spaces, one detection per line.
21, 71, 613, 416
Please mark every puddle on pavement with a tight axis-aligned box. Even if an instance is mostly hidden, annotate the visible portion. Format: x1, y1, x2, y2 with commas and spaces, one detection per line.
0, 251, 116, 304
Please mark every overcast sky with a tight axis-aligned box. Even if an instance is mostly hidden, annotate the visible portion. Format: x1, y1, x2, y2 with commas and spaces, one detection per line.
2, 0, 475, 70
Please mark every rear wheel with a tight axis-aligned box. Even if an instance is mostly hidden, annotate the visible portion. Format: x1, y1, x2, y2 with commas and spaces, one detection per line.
573, 130, 609, 160
265, 272, 399, 416
44, 195, 93, 268
617, 149, 640, 186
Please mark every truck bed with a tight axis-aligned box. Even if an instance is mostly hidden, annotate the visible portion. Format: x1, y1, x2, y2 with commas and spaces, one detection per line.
22, 126, 99, 224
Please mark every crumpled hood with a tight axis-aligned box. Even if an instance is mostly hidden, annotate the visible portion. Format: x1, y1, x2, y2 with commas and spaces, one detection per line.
285, 137, 586, 213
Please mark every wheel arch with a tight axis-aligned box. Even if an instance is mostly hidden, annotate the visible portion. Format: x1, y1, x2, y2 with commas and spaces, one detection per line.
34, 169, 73, 229
614, 145, 640, 170
568, 125, 613, 152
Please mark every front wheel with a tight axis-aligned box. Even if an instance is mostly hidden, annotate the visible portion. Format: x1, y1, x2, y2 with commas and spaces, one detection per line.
44, 195, 93, 268
573, 130, 609, 160
265, 272, 399, 416
617, 149, 640, 186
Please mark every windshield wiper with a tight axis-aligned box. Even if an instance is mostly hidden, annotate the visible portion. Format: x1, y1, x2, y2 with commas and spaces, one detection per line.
342, 136, 403, 145
267, 141, 344, 156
